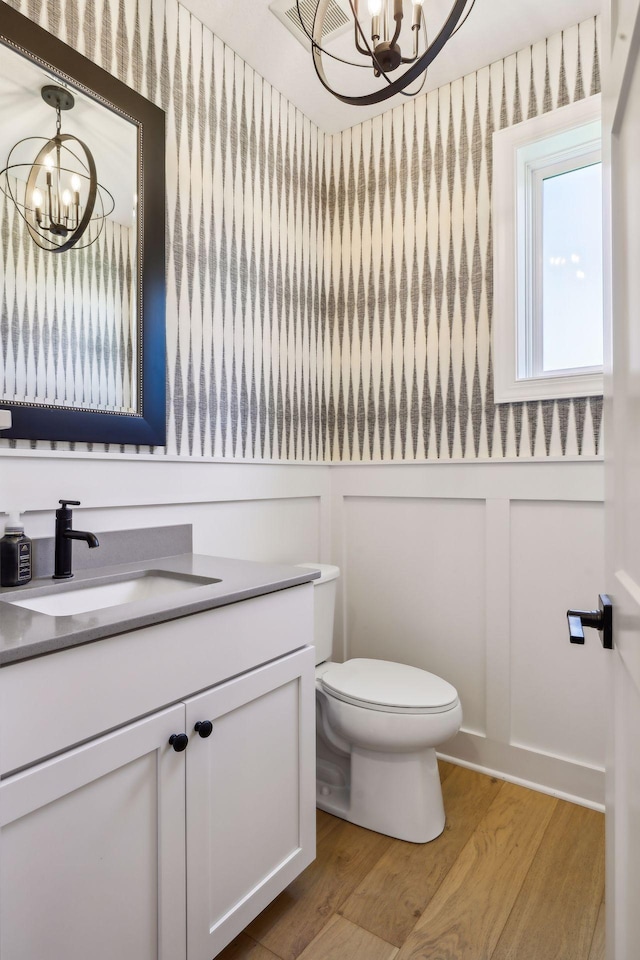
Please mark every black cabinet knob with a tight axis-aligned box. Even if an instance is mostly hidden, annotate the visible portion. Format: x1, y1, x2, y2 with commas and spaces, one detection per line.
169, 733, 189, 752
194, 720, 213, 738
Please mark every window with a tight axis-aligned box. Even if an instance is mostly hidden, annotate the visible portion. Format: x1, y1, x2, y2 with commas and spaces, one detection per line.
492, 95, 603, 402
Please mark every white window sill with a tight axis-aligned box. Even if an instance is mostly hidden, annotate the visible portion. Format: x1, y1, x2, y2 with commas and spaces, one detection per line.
494, 369, 603, 404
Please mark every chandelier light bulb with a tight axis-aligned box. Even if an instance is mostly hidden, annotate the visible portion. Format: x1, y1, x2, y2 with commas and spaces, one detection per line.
71, 174, 81, 193
44, 153, 54, 171
308, 0, 475, 106
32, 188, 43, 209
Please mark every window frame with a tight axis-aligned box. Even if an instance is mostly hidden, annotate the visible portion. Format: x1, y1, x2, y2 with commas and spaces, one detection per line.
492, 94, 603, 403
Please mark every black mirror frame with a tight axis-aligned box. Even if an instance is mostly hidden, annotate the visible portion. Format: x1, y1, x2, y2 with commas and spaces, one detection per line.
0, 1, 166, 446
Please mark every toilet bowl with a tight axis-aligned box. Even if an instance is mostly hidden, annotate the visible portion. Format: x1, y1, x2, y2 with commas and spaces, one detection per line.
298, 563, 463, 844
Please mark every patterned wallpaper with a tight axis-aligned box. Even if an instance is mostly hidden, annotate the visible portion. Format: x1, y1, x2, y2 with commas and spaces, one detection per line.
1, 174, 136, 413
0, 1, 602, 460
323, 17, 603, 460
2, 0, 329, 458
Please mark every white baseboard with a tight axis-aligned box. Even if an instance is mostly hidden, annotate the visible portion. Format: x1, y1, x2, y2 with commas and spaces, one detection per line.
438, 730, 605, 811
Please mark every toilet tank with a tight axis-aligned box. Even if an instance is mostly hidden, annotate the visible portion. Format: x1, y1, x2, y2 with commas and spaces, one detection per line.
297, 563, 340, 665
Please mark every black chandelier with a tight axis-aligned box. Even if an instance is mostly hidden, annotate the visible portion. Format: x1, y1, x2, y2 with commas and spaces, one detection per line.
303, 0, 476, 106
0, 85, 114, 254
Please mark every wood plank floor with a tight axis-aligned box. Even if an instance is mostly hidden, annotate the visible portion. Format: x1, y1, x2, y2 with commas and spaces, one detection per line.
218, 763, 605, 960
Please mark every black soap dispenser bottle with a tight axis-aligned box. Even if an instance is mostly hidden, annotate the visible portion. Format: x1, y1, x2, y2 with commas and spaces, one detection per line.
1, 517, 32, 587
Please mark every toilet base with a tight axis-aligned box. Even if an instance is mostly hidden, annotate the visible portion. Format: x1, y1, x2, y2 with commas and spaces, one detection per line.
316, 745, 445, 843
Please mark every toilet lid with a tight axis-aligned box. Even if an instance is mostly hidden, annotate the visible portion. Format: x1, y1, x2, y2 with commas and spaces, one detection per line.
320, 659, 459, 714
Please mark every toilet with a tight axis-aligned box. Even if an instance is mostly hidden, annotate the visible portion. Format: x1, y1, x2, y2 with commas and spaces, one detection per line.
298, 562, 463, 844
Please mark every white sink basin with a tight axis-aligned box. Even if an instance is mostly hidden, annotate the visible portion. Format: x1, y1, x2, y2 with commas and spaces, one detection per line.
6, 571, 220, 617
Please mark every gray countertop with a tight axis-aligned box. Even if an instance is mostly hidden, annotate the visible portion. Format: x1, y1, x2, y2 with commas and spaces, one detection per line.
0, 554, 319, 666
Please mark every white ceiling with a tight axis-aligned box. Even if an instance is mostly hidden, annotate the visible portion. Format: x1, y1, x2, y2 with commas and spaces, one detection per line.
180, 0, 601, 133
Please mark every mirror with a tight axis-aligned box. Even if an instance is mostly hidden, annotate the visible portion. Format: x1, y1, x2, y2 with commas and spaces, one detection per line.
0, 1, 165, 445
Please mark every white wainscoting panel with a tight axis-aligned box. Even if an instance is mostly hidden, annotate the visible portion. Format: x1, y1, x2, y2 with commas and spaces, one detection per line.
0, 453, 607, 807
332, 460, 606, 808
509, 499, 606, 767
343, 497, 487, 736
0, 455, 333, 569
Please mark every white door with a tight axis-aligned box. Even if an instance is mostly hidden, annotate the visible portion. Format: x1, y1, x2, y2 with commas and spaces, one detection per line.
603, 1, 640, 956
0, 705, 187, 960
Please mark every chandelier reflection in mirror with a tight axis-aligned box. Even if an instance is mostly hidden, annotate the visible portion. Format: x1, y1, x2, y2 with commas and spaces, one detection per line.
304, 0, 476, 105
0, 85, 114, 253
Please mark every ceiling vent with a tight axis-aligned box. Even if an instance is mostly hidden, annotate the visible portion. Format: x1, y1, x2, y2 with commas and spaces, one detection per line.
269, 0, 351, 52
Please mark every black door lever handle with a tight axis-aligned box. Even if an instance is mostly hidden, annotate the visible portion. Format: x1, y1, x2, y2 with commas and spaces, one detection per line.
567, 614, 586, 643
567, 595, 613, 649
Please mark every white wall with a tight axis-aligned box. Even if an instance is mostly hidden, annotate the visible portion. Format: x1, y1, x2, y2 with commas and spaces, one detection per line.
331, 459, 606, 807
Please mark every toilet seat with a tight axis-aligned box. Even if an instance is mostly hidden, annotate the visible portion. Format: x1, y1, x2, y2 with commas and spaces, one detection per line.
319, 658, 459, 715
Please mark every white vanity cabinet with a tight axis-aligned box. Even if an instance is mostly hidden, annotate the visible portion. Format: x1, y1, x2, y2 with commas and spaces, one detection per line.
186, 648, 316, 959
0, 584, 316, 960
0, 705, 188, 960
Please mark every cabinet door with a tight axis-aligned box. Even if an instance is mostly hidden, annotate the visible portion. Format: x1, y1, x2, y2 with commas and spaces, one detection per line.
185, 646, 316, 960
0, 705, 187, 960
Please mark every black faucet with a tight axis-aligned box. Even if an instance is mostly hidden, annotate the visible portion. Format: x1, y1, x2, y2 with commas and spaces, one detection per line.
53, 500, 99, 580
